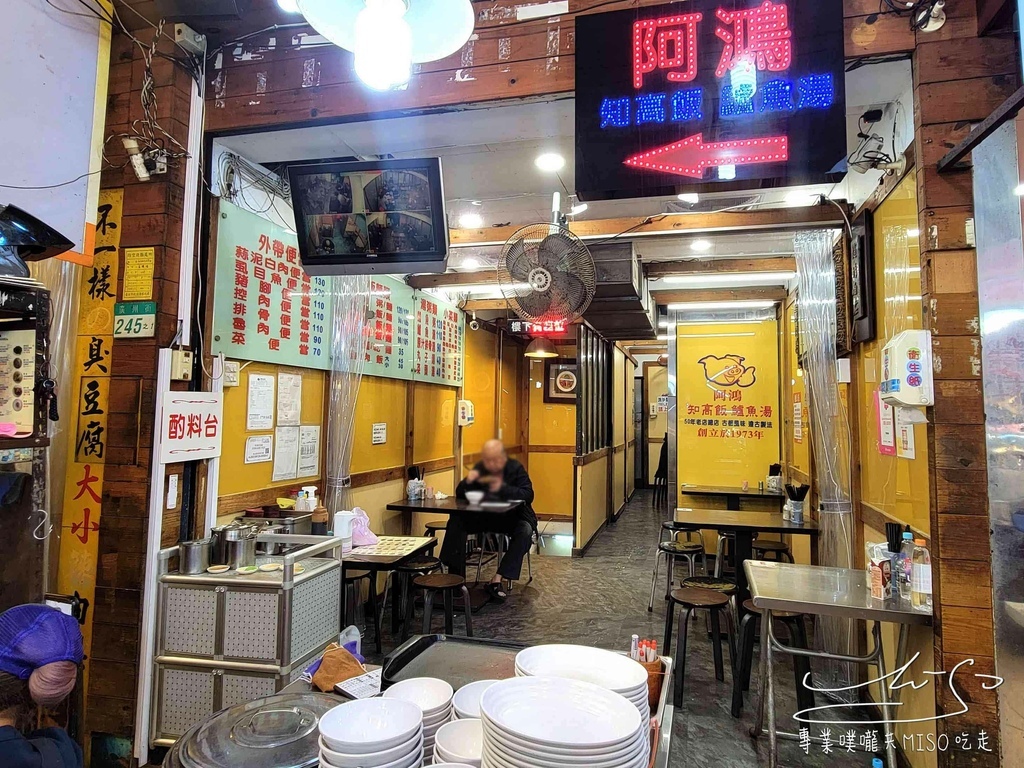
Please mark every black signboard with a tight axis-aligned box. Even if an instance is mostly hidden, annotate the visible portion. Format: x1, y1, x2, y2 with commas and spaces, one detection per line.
575, 0, 847, 200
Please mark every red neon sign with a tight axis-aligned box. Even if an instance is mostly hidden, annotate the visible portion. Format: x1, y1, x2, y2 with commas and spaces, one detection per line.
714, 1, 793, 77
633, 13, 703, 89
624, 133, 789, 178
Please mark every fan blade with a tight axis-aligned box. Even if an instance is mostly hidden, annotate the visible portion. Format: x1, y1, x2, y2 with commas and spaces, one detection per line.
504, 239, 535, 283
547, 272, 589, 316
537, 234, 576, 272
514, 290, 554, 320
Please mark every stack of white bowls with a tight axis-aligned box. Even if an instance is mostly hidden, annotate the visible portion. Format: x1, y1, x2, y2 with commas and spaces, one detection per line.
514, 644, 651, 724
452, 680, 499, 720
383, 678, 455, 764
478, 677, 648, 768
318, 698, 424, 768
432, 719, 483, 766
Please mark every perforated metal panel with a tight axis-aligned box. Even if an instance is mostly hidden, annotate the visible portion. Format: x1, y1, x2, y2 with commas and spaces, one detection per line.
221, 673, 277, 709
223, 590, 279, 660
163, 587, 217, 656
159, 667, 215, 738
290, 567, 340, 662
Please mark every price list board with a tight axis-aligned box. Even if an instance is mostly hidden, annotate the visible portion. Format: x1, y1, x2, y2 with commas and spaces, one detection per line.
415, 296, 464, 385
212, 201, 332, 369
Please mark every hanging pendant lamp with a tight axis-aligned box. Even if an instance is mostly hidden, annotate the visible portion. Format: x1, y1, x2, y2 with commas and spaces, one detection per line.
525, 337, 559, 359
297, 0, 476, 90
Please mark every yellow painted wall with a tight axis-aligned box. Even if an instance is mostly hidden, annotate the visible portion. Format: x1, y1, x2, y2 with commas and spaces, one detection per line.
499, 338, 521, 447
528, 355, 575, 519
646, 365, 668, 484
462, 328, 497, 459
576, 457, 609, 549
856, 171, 930, 533
412, 382, 457, 463
350, 376, 407, 474
219, 363, 326, 498
626, 359, 636, 498
676, 319, 781, 497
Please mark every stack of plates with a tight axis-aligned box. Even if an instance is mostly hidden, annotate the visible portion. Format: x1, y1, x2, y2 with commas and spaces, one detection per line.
432, 719, 483, 766
318, 698, 424, 768
452, 680, 499, 720
514, 645, 651, 723
383, 677, 455, 764
478, 677, 648, 768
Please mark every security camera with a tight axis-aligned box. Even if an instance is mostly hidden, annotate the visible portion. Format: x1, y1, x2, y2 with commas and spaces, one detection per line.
469, 319, 481, 331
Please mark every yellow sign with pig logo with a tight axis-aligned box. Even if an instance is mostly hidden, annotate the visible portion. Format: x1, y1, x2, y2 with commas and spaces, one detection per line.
677, 320, 781, 492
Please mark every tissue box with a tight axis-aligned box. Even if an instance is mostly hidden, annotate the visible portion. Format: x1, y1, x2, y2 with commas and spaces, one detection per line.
869, 556, 892, 599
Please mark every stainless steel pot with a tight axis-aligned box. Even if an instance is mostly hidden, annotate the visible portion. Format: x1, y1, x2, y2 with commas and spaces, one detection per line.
255, 524, 286, 555
178, 538, 213, 574
211, 522, 259, 567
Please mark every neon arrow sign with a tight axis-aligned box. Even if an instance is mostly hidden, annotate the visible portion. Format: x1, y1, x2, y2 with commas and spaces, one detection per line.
623, 133, 788, 178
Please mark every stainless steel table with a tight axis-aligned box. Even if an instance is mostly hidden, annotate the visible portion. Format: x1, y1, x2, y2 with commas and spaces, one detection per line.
744, 560, 932, 768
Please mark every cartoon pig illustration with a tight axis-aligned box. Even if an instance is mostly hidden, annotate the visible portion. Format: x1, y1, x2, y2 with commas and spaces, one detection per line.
698, 354, 757, 388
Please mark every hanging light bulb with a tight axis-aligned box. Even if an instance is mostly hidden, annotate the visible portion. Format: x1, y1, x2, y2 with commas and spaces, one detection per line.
353, 0, 413, 90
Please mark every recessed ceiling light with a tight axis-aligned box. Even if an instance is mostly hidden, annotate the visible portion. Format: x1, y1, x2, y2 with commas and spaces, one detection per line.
277, 0, 301, 11
677, 193, 699, 204
662, 271, 797, 286
667, 300, 776, 311
461, 257, 481, 270
785, 190, 819, 206
690, 239, 712, 252
458, 213, 483, 229
535, 153, 566, 172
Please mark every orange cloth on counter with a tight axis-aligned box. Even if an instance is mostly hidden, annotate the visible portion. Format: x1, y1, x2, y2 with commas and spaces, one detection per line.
312, 644, 366, 692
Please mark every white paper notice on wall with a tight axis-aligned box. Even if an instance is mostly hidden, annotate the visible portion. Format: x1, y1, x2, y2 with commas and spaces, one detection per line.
245, 434, 273, 464
298, 426, 320, 477
896, 407, 917, 460
372, 422, 387, 445
272, 426, 300, 481
277, 372, 302, 426
166, 474, 179, 510
247, 374, 275, 431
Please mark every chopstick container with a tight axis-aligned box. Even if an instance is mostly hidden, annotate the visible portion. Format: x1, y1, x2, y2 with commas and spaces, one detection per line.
639, 656, 665, 710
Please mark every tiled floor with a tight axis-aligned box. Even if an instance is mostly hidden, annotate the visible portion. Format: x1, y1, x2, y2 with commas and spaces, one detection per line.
372, 490, 875, 767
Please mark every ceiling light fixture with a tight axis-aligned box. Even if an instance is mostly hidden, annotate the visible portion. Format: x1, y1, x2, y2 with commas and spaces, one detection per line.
535, 153, 566, 172
458, 212, 483, 229
461, 257, 481, 270
677, 193, 700, 204
690, 239, 712, 252
525, 337, 559, 358
667, 300, 777, 311
297, 0, 474, 90
661, 270, 797, 286
277, 0, 301, 11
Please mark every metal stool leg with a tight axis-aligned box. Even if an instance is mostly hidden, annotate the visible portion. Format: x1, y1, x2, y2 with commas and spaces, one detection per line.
648, 551, 663, 612
664, 553, 675, 600
443, 589, 455, 634
673, 607, 693, 708
460, 585, 473, 637
421, 589, 435, 635
714, 535, 726, 578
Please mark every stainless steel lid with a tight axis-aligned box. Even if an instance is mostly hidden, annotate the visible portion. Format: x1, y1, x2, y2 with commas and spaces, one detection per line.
174, 692, 339, 768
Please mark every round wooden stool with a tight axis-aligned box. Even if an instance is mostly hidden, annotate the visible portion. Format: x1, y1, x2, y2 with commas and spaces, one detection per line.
665, 587, 734, 708
393, 556, 443, 642
411, 573, 473, 638
731, 599, 812, 718
649, 539, 706, 612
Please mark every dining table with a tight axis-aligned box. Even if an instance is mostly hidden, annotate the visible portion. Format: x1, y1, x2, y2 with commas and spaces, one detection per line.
386, 497, 527, 611
673, 508, 818, 606
745, 560, 932, 768
678, 483, 786, 511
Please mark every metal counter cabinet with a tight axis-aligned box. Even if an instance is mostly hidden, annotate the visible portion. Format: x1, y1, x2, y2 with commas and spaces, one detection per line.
150, 535, 343, 747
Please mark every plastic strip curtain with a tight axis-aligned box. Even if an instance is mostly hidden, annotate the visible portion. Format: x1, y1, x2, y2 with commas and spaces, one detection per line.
794, 229, 856, 696
325, 275, 371, 514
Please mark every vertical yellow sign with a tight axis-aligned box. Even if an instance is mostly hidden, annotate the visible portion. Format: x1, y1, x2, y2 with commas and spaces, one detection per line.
57, 188, 121, 683
676, 319, 781, 490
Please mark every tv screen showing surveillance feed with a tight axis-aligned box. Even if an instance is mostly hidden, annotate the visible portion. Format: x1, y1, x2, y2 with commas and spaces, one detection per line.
291, 166, 438, 257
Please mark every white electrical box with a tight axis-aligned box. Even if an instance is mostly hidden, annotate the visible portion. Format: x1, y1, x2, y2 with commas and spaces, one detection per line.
457, 399, 475, 427
880, 330, 934, 407
0, 330, 36, 436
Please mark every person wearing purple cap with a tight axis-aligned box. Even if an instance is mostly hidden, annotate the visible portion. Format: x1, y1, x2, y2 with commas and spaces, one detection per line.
0, 604, 84, 768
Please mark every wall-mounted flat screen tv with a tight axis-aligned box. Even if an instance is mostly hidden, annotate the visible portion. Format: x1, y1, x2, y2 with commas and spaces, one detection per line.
288, 157, 448, 275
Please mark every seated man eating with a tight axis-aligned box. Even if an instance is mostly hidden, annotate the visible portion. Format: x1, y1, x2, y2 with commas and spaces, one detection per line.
441, 439, 536, 602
